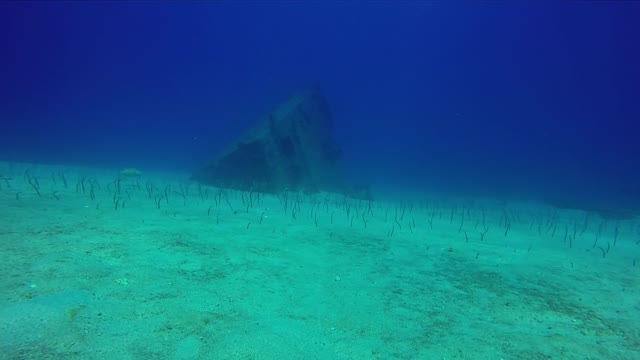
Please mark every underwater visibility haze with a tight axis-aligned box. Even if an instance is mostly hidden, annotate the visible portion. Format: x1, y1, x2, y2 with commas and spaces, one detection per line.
0, 2, 639, 359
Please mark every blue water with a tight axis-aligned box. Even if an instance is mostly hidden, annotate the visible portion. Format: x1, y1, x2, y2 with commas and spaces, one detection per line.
1, 1, 638, 213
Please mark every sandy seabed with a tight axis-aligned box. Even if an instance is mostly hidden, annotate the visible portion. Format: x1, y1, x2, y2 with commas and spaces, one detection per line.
0, 161, 638, 360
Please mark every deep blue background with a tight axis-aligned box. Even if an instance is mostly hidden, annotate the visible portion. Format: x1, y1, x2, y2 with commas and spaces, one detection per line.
1, 2, 639, 212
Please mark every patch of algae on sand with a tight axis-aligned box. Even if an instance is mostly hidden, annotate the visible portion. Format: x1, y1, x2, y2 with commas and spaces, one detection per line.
67, 304, 87, 322
120, 168, 142, 177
